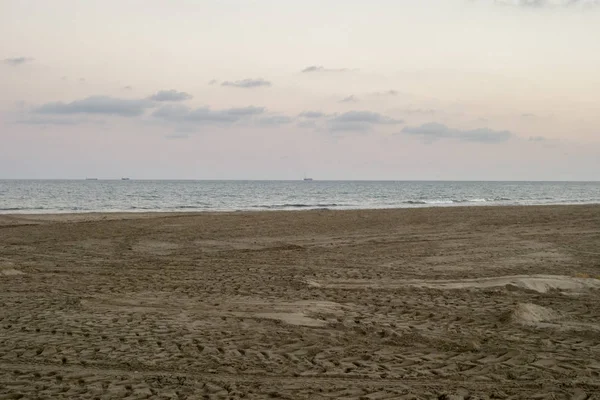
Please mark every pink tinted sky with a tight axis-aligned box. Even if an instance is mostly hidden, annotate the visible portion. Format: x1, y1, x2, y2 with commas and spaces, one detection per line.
1, 0, 599, 180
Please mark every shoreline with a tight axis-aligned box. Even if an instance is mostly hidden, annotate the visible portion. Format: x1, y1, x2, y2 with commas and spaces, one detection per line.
0, 203, 600, 220
2, 201, 600, 218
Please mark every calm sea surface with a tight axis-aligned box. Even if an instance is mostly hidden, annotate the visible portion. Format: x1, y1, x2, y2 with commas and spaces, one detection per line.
1, 180, 599, 214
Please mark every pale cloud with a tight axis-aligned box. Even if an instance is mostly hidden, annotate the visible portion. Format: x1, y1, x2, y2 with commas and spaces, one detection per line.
298, 111, 328, 118
165, 132, 190, 140
399, 108, 437, 115
152, 104, 266, 124
333, 111, 402, 125
373, 90, 399, 96
339, 95, 358, 103
2, 57, 34, 66
257, 115, 293, 125
221, 78, 271, 88
329, 111, 403, 132
402, 123, 512, 143
490, 0, 600, 7
16, 116, 85, 126
329, 121, 372, 132
529, 135, 547, 141
301, 65, 350, 73
148, 89, 193, 102
33, 96, 154, 117
297, 120, 318, 129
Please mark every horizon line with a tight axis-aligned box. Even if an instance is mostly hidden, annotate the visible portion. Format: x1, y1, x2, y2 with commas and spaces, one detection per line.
1, 178, 599, 183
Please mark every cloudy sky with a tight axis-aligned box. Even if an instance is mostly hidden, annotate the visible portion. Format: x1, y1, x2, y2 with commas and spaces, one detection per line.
1, 0, 599, 180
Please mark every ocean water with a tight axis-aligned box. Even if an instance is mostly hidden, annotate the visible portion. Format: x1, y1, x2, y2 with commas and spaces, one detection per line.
1, 180, 599, 214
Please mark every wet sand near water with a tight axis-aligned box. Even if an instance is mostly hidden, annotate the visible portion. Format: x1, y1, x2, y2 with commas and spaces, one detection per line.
1, 205, 600, 399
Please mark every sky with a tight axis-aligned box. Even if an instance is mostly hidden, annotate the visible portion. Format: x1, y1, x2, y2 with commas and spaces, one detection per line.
1, 0, 599, 180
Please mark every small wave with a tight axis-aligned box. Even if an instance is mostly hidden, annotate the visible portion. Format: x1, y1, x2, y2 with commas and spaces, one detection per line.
128, 205, 209, 210
254, 203, 342, 209
451, 198, 489, 203
403, 200, 455, 205
403, 198, 512, 205
408, 200, 456, 205
0, 206, 47, 211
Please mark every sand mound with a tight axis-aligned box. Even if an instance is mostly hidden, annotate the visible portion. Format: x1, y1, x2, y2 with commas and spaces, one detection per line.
253, 300, 341, 327
0, 268, 25, 276
503, 303, 600, 332
509, 303, 560, 325
255, 312, 328, 327
307, 275, 600, 293
418, 275, 600, 293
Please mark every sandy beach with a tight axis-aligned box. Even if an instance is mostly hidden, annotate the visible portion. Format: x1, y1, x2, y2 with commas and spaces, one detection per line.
1, 205, 600, 399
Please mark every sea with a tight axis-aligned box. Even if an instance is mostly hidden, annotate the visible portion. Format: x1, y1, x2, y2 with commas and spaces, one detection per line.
1, 180, 599, 214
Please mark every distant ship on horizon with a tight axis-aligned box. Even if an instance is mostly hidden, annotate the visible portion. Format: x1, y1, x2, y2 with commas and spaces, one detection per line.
303, 177, 313, 181
121, 177, 130, 181
85, 178, 98, 181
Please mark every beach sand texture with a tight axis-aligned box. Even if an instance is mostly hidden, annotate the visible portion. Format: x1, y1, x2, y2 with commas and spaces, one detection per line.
1, 205, 600, 399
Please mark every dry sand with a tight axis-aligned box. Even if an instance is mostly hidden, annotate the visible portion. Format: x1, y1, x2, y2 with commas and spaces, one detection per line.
1, 205, 600, 399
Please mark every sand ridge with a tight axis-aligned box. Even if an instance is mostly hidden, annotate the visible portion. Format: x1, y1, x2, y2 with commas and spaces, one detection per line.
1, 205, 600, 399
307, 274, 600, 293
